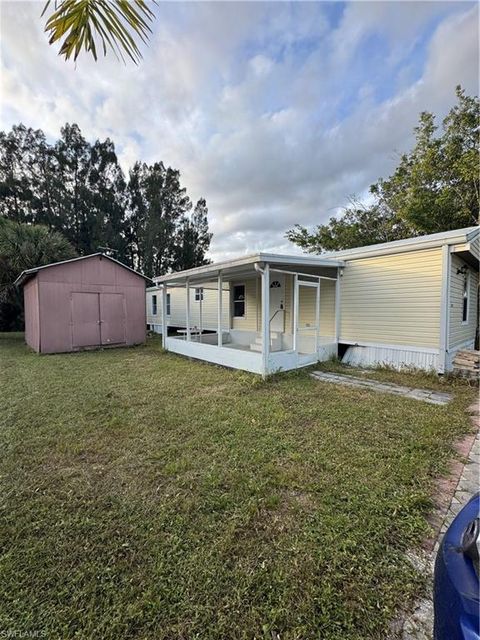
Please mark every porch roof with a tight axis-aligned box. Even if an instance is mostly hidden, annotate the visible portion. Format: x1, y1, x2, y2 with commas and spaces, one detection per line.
154, 253, 345, 286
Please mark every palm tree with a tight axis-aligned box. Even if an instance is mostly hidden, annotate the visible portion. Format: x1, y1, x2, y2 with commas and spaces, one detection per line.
42, 0, 156, 64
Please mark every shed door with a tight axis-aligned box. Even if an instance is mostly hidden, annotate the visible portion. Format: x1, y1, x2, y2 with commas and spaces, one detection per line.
100, 293, 126, 345
71, 292, 101, 348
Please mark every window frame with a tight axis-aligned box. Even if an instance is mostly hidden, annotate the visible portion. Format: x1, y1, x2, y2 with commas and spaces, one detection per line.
461, 271, 470, 325
232, 283, 246, 319
166, 293, 171, 317
151, 294, 157, 316
194, 287, 204, 302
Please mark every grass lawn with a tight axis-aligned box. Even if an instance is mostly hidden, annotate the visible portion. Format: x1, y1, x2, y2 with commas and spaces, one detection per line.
0, 333, 476, 639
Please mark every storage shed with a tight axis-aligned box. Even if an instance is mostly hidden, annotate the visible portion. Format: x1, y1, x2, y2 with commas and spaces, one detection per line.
15, 253, 150, 354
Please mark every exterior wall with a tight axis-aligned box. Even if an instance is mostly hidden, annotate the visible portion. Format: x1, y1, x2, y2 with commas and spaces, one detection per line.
146, 286, 230, 331
36, 255, 146, 353
319, 279, 336, 339
448, 253, 479, 351
23, 278, 40, 352
339, 247, 444, 349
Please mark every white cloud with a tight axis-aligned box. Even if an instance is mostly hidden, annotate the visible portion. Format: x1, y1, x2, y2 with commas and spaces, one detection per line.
0, 1, 478, 262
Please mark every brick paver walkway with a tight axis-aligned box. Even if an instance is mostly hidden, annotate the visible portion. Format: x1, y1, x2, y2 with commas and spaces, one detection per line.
399, 400, 479, 640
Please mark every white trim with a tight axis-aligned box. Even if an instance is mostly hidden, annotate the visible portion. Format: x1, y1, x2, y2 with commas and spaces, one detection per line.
261, 264, 270, 377
217, 272, 223, 347
270, 267, 337, 281
161, 284, 168, 344
293, 274, 299, 352
335, 272, 341, 344
186, 279, 191, 341
165, 337, 264, 374
154, 252, 344, 283
338, 339, 440, 355
320, 226, 478, 262
439, 245, 450, 373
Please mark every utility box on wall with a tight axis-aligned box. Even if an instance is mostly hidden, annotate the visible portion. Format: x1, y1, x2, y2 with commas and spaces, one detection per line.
15, 254, 150, 354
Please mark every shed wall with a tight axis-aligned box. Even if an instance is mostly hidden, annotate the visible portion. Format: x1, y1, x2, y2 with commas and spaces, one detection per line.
36, 255, 146, 353
24, 278, 40, 352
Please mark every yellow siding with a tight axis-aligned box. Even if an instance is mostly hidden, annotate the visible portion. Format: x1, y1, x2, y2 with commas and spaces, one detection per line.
340, 248, 443, 348
147, 287, 230, 329
320, 279, 336, 339
232, 278, 260, 331
449, 254, 479, 348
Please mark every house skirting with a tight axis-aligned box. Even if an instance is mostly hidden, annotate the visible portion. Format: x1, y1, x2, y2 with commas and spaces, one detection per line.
341, 342, 440, 372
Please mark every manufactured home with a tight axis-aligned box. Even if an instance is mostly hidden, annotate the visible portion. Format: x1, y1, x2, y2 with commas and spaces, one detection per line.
152, 227, 479, 377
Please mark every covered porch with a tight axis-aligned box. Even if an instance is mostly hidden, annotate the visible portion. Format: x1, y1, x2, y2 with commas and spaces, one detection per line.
154, 253, 344, 376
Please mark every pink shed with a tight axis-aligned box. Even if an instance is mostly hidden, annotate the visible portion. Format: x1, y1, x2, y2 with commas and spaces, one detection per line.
16, 254, 149, 354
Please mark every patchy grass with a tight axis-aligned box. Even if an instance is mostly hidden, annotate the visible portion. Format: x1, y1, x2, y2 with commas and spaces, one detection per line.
0, 334, 475, 639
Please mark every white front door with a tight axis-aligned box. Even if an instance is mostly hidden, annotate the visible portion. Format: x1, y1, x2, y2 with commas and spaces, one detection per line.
269, 274, 285, 332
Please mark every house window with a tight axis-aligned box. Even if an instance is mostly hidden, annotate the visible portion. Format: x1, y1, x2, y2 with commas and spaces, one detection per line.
152, 295, 157, 315
233, 284, 245, 318
166, 293, 171, 316
462, 272, 470, 324
195, 287, 204, 302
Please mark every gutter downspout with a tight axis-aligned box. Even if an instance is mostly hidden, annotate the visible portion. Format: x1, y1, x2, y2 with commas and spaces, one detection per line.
255, 262, 269, 378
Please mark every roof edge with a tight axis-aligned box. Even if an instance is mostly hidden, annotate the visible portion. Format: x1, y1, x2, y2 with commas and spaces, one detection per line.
319, 226, 479, 261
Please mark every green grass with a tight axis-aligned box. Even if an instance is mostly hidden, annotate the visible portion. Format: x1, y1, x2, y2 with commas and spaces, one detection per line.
0, 333, 476, 639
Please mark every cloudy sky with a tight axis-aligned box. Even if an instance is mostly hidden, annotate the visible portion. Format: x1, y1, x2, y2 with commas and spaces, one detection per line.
0, 1, 478, 261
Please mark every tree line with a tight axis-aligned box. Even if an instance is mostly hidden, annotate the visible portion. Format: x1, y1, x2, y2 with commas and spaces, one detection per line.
286, 87, 479, 252
0, 122, 212, 330
0, 122, 212, 276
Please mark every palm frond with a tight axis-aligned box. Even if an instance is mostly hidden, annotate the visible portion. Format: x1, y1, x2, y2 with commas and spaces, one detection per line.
42, 0, 156, 64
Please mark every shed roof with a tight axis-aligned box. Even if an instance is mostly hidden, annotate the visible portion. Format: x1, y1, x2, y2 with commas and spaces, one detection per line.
14, 253, 152, 287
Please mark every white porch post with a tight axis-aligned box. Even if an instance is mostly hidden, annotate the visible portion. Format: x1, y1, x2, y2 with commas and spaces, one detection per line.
217, 271, 223, 346
293, 274, 299, 352
261, 263, 270, 376
334, 271, 341, 347
161, 284, 168, 348
199, 288, 203, 341
186, 278, 191, 341
315, 279, 321, 353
